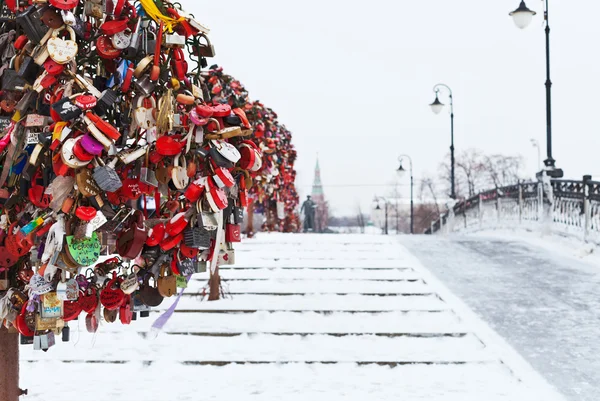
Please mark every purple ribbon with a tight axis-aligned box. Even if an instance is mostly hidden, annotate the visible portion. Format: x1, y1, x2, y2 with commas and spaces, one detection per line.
151, 275, 191, 331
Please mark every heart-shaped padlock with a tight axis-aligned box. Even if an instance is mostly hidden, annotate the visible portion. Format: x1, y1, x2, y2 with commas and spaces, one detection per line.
171, 154, 189, 189
100, 272, 125, 310
47, 26, 78, 64
133, 96, 156, 130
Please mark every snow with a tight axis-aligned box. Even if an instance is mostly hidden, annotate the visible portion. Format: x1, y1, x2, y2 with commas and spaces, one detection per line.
401, 234, 600, 401
19, 233, 565, 400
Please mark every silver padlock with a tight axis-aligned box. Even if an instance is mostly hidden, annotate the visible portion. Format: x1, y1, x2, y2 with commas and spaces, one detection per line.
163, 32, 185, 48
133, 75, 156, 97
126, 17, 143, 58
93, 157, 122, 192
112, 29, 132, 50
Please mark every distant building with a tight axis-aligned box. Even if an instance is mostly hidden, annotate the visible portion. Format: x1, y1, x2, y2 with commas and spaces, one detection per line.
311, 157, 328, 233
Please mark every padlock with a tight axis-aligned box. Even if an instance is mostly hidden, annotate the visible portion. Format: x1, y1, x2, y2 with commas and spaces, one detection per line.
133, 96, 156, 129
16, 6, 50, 45
33, 331, 56, 351
183, 215, 211, 250
40, 7, 64, 29
164, 31, 185, 48
125, 17, 143, 59
140, 147, 158, 188
133, 75, 156, 97
52, 96, 82, 121
225, 212, 241, 243
112, 28, 132, 50
93, 157, 122, 192
17, 56, 41, 84
217, 243, 236, 266
197, 33, 215, 58
62, 325, 70, 342
47, 26, 78, 64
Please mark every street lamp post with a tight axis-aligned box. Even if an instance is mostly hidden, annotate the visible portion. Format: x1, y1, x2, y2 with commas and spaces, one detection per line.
430, 83, 456, 198
374, 197, 389, 235
509, 0, 563, 178
397, 156, 414, 234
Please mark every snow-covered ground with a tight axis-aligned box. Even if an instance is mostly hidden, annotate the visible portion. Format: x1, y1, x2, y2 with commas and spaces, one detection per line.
19, 234, 565, 401
402, 232, 600, 401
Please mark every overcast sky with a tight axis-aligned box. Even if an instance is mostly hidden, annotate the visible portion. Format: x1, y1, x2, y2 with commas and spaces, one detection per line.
191, 0, 600, 215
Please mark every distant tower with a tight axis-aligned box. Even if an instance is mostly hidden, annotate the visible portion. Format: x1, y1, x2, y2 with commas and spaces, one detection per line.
311, 157, 328, 232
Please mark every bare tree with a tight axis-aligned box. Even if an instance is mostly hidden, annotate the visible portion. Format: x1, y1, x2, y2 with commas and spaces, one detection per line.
439, 149, 525, 196
482, 154, 524, 189
456, 149, 487, 197
356, 204, 366, 234
419, 176, 441, 217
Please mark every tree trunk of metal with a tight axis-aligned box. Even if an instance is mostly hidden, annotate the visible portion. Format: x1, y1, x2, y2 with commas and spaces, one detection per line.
0, 327, 20, 401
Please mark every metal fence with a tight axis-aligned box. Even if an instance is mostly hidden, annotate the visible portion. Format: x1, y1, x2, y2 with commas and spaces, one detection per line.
425, 176, 600, 244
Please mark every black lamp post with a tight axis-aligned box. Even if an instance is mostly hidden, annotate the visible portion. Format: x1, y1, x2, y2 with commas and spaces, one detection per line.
397, 156, 414, 234
374, 198, 389, 235
509, 0, 563, 178
430, 83, 456, 198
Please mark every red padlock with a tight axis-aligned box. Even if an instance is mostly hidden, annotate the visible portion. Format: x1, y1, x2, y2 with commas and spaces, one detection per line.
213, 167, 235, 188
170, 48, 188, 81
179, 243, 199, 259
49, 0, 79, 10
39, 74, 57, 90
63, 298, 83, 322
44, 59, 65, 76
211, 103, 231, 117
196, 104, 214, 118
119, 295, 133, 325
160, 233, 183, 251
184, 181, 204, 202
100, 272, 125, 310
14, 35, 28, 50
121, 178, 142, 200
146, 223, 166, 247
156, 136, 184, 156
122, 65, 135, 92
97, 36, 122, 59
165, 212, 188, 237
75, 206, 97, 222
80, 287, 98, 314
76, 94, 97, 110
72, 137, 95, 162
100, 19, 129, 35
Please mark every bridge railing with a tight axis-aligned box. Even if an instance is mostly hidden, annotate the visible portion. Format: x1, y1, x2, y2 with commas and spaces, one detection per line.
425, 177, 600, 244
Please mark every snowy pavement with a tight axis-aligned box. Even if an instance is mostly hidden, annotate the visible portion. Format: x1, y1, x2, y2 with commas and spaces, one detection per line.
19, 234, 564, 401
401, 234, 600, 401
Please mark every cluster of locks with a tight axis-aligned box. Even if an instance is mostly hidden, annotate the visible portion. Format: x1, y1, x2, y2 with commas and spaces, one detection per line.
203, 67, 300, 234
0, 0, 279, 350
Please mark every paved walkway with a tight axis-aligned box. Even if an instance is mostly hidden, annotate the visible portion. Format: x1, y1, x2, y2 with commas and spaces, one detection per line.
402, 234, 600, 401
20, 234, 563, 400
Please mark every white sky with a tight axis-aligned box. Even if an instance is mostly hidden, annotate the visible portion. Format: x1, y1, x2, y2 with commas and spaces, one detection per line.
191, 0, 600, 215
